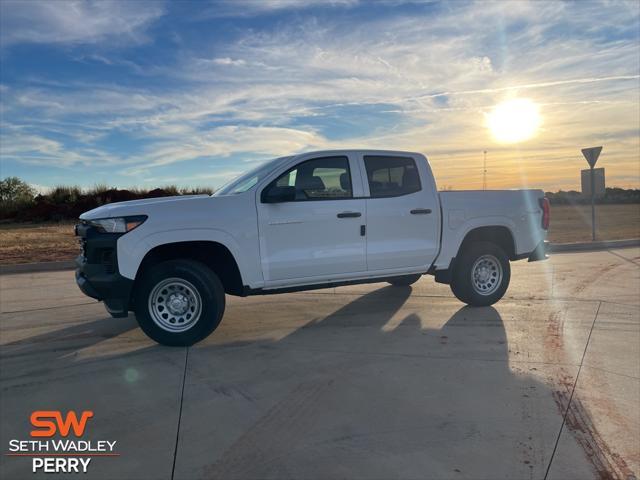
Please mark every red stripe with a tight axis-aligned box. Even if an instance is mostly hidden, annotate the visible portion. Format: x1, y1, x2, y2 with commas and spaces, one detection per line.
5, 453, 120, 457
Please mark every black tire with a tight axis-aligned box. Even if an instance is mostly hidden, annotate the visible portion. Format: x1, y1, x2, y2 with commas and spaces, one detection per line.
133, 259, 225, 346
450, 241, 510, 306
388, 274, 422, 287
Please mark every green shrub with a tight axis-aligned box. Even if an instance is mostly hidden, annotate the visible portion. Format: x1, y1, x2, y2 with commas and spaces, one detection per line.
0, 177, 36, 203
0, 177, 36, 219
49, 185, 82, 204
89, 183, 111, 196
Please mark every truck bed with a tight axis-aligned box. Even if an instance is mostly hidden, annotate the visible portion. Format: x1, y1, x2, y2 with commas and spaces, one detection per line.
434, 189, 546, 270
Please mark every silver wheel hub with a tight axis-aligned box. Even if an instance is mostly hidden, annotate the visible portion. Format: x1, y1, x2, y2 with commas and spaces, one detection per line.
148, 278, 202, 332
167, 294, 189, 315
471, 254, 503, 296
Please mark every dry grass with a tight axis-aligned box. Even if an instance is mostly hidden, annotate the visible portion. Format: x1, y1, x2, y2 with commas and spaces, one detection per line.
0, 222, 77, 265
548, 204, 640, 243
0, 204, 638, 264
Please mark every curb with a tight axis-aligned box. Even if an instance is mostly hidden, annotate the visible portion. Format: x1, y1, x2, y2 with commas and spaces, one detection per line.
548, 238, 640, 253
0, 260, 75, 275
1, 239, 638, 274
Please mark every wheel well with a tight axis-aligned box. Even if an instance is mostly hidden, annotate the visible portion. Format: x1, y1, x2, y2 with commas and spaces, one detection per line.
459, 226, 516, 259
136, 241, 244, 296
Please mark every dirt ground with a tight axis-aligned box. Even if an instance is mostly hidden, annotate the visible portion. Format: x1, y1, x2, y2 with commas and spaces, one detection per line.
0, 204, 638, 264
0, 222, 77, 264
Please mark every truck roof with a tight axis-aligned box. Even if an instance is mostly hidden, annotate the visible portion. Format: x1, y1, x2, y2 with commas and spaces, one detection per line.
291, 149, 425, 158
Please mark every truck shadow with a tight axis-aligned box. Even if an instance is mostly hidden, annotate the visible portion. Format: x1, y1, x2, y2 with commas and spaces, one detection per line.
1, 315, 139, 383
192, 286, 627, 480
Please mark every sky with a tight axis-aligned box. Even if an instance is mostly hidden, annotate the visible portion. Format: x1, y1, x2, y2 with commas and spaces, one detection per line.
0, 0, 638, 192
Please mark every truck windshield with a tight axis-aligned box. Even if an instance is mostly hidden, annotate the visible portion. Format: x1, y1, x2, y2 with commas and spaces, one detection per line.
214, 156, 293, 196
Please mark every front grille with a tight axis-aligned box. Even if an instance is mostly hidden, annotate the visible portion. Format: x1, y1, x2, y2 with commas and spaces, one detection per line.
74, 221, 118, 274
99, 248, 116, 274
79, 239, 87, 260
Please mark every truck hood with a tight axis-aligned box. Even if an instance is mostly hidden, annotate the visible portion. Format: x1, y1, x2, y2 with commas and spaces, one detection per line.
79, 195, 210, 220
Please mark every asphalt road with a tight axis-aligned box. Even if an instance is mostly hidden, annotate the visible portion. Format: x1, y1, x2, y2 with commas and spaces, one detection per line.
1, 249, 639, 480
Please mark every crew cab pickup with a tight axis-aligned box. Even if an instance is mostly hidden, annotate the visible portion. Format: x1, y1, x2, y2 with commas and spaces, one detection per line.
75, 150, 549, 345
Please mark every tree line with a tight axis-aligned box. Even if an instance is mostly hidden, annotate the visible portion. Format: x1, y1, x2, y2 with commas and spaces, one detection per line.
0, 177, 213, 222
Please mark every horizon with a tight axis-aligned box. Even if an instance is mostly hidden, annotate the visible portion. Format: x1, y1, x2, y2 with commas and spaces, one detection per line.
1, 0, 639, 192
12, 178, 640, 197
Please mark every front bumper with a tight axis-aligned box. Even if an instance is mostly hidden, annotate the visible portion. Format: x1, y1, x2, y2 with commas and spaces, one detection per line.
75, 222, 134, 318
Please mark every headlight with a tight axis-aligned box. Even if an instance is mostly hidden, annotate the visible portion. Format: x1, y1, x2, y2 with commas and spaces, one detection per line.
90, 215, 147, 233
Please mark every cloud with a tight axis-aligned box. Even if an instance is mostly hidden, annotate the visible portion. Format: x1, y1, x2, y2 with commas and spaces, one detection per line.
122, 125, 330, 176
212, 57, 247, 66
0, 123, 123, 167
200, 0, 358, 18
1, 0, 638, 190
1, 131, 90, 167
0, 0, 165, 48
140, 169, 248, 188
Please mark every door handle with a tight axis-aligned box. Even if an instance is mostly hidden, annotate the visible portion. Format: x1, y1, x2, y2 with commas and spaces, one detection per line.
337, 212, 362, 218
410, 208, 432, 215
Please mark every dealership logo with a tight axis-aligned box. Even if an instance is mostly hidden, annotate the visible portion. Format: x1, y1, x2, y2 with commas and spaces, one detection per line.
6, 410, 118, 474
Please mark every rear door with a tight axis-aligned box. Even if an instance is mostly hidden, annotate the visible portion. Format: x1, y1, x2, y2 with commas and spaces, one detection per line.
359, 154, 440, 271
257, 154, 367, 284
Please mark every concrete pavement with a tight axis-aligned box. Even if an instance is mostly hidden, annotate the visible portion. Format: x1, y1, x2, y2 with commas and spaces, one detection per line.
1, 249, 638, 479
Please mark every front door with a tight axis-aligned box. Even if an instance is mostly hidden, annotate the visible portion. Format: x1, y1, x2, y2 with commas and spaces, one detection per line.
257, 155, 366, 284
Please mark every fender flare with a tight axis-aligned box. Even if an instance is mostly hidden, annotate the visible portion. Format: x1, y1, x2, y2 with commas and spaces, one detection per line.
117, 228, 250, 284
436, 216, 518, 270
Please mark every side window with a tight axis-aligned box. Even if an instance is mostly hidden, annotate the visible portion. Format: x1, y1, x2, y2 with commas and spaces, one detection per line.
266, 156, 352, 201
364, 156, 421, 198
275, 169, 297, 187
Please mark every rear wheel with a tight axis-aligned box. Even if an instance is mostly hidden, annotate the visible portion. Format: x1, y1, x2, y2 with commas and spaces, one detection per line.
134, 259, 225, 346
388, 274, 422, 287
450, 242, 510, 306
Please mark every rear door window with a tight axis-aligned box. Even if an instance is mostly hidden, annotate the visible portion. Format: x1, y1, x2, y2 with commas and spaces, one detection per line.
364, 156, 421, 197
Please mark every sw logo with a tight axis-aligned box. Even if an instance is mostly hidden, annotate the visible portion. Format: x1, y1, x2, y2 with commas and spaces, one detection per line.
30, 410, 94, 437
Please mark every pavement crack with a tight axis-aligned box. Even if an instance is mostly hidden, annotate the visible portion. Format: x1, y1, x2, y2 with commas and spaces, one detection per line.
543, 301, 601, 480
171, 347, 189, 480
607, 249, 640, 267
1, 301, 97, 314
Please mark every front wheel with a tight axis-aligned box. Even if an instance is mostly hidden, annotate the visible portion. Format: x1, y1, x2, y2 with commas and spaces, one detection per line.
450, 242, 510, 306
134, 259, 225, 346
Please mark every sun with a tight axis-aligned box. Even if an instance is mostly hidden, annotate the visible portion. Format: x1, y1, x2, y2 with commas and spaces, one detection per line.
487, 98, 541, 143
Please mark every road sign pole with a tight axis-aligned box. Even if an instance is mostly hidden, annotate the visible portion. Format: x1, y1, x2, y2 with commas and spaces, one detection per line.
581, 146, 603, 243
590, 166, 596, 241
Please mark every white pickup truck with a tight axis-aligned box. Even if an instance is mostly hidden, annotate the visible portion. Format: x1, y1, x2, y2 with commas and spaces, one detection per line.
75, 150, 549, 345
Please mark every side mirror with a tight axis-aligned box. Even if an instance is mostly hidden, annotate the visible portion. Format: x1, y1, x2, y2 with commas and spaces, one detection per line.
262, 185, 296, 203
